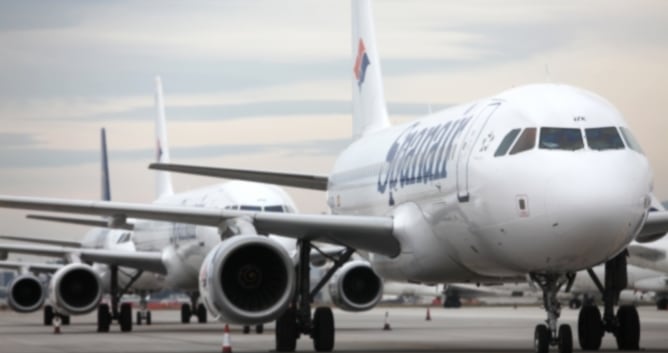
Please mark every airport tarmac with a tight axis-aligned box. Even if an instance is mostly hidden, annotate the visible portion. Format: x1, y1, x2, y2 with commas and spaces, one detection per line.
0, 306, 666, 353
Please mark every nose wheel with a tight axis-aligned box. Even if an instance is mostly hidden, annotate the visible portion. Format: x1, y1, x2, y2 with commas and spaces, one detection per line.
530, 273, 574, 353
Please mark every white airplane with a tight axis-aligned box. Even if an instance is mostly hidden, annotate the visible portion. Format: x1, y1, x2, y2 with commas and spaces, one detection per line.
0, 79, 304, 333
0, 2, 667, 353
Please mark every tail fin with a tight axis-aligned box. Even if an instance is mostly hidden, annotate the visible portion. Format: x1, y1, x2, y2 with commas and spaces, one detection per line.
100, 128, 111, 201
154, 76, 174, 198
351, 0, 390, 139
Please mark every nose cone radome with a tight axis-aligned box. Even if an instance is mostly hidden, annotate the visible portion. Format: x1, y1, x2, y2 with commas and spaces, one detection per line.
543, 154, 649, 270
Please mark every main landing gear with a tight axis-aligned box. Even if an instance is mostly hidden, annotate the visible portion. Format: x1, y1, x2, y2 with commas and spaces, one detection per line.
97, 265, 144, 333
180, 292, 207, 324
578, 252, 640, 351
275, 240, 354, 352
136, 292, 152, 326
531, 273, 575, 353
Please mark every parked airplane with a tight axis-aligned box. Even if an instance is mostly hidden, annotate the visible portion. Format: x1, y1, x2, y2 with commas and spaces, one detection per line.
0, 2, 667, 353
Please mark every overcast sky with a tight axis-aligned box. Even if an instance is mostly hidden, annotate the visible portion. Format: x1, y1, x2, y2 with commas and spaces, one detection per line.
0, 0, 667, 243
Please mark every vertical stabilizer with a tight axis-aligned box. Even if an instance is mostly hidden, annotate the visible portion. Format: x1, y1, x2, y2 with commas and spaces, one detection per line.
154, 76, 174, 198
351, 0, 390, 139
100, 128, 111, 201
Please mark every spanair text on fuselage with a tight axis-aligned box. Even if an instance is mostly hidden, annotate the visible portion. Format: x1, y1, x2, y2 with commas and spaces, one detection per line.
328, 83, 651, 284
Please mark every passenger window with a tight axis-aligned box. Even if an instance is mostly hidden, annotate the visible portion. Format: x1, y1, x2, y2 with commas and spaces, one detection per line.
539, 127, 583, 150
264, 205, 285, 213
619, 127, 644, 154
240, 205, 262, 211
494, 129, 521, 157
585, 127, 625, 150
509, 128, 537, 155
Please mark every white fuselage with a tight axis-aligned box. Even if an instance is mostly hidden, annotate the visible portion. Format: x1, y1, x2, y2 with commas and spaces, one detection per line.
82, 181, 298, 293
328, 84, 651, 284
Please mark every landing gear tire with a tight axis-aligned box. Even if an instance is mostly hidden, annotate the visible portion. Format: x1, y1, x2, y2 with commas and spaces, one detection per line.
578, 305, 603, 350
276, 308, 297, 352
656, 298, 668, 310
146, 311, 152, 325
312, 307, 334, 352
243, 325, 250, 334
558, 324, 573, 353
43, 305, 54, 326
61, 315, 70, 325
136, 311, 142, 326
97, 304, 111, 332
615, 305, 640, 350
120, 303, 133, 332
180, 303, 191, 324
534, 324, 550, 353
255, 324, 264, 334
196, 303, 207, 323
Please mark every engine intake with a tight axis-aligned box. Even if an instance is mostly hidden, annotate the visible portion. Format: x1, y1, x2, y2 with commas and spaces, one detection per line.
329, 260, 383, 312
8, 274, 46, 313
50, 263, 102, 315
199, 236, 295, 325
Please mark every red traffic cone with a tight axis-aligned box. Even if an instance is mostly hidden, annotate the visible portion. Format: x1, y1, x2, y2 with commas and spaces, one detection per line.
222, 324, 232, 353
383, 311, 391, 331
425, 307, 431, 321
53, 315, 61, 334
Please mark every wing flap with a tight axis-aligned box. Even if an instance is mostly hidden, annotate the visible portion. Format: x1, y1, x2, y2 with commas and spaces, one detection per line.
0, 234, 81, 248
26, 214, 134, 230
0, 260, 61, 273
149, 163, 329, 191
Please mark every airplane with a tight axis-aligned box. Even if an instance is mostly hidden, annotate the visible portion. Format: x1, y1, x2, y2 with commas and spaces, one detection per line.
0, 1, 667, 353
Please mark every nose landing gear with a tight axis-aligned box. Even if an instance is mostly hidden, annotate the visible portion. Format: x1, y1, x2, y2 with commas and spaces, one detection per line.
531, 273, 574, 353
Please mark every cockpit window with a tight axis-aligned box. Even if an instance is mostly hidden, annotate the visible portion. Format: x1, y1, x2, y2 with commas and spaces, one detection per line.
539, 127, 583, 151
585, 127, 625, 151
619, 127, 644, 154
117, 232, 132, 244
264, 205, 285, 213
240, 205, 262, 211
509, 128, 537, 155
494, 128, 521, 157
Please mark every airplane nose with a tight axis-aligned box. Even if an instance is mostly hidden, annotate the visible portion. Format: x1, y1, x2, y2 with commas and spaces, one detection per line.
544, 156, 648, 268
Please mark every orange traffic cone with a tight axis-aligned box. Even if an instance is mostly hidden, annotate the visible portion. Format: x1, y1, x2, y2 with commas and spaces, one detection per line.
383, 311, 391, 331
425, 307, 431, 321
53, 315, 61, 334
222, 324, 232, 353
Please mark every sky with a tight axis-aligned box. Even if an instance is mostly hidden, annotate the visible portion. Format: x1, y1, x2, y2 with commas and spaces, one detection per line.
0, 0, 667, 244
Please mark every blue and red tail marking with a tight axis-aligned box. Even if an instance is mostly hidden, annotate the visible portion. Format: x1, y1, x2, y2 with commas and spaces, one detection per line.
353, 39, 371, 89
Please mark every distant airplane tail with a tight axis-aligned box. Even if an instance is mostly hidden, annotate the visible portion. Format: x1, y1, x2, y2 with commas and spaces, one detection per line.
154, 76, 174, 198
100, 128, 111, 201
351, 0, 390, 140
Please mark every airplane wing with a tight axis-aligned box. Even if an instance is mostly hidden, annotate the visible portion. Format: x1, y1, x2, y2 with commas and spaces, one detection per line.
0, 260, 62, 274
636, 211, 668, 242
0, 195, 399, 257
628, 244, 666, 263
149, 163, 329, 191
0, 242, 167, 274
26, 214, 134, 230
0, 234, 82, 248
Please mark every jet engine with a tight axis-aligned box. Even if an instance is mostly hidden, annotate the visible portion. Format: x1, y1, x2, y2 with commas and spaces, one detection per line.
7, 274, 46, 313
49, 263, 102, 315
328, 260, 383, 312
199, 235, 295, 325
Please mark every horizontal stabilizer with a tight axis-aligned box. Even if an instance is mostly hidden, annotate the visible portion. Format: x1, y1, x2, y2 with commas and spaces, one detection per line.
27, 214, 134, 230
149, 163, 329, 191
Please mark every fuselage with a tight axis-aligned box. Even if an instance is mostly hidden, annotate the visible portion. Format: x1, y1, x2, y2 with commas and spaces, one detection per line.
81, 181, 298, 293
328, 83, 652, 283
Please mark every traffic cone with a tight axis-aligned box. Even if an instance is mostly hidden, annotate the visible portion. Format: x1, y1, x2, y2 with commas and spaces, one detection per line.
222, 324, 232, 353
53, 315, 61, 334
425, 307, 431, 321
383, 311, 391, 331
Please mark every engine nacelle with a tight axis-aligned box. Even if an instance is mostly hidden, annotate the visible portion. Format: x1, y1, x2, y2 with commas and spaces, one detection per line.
328, 260, 383, 312
49, 263, 102, 315
199, 235, 295, 325
7, 274, 46, 313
